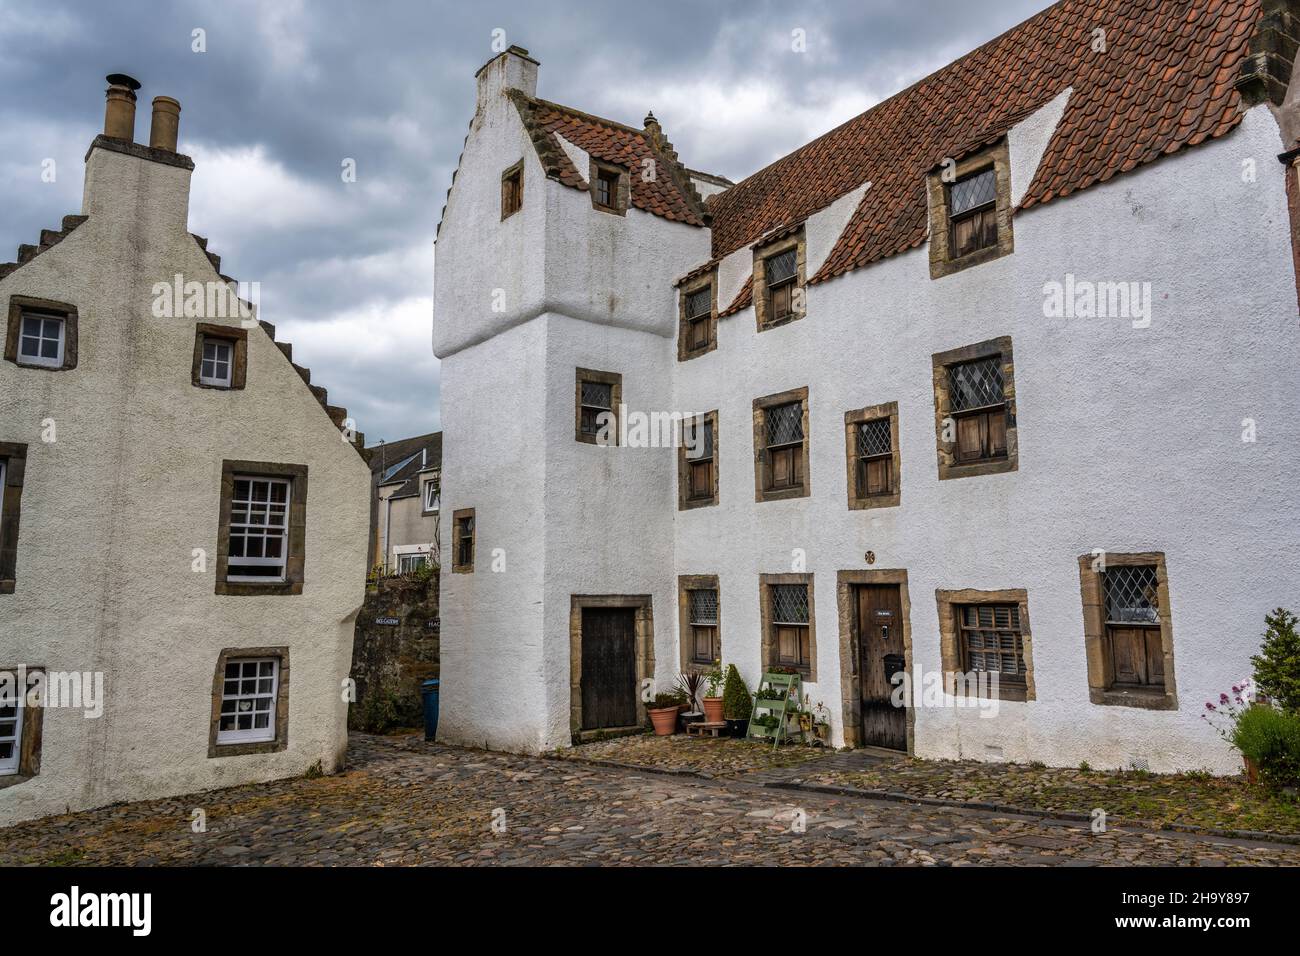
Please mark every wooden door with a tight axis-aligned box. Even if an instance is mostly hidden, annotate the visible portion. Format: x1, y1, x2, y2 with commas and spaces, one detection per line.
857, 584, 907, 750
581, 608, 637, 730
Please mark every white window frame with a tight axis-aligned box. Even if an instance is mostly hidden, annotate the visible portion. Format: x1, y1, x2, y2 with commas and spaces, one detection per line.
199, 336, 234, 387
17, 310, 65, 369
397, 552, 428, 573
226, 476, 291, 584
423, 479, 439, 513
0, 672, 24, 776
216, 657, 279, 745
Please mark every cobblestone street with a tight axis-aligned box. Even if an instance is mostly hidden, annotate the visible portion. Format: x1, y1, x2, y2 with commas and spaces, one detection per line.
5, 734, 1299, 866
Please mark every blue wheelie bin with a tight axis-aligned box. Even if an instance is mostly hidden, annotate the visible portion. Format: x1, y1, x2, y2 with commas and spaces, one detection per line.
420, 678, 440, 741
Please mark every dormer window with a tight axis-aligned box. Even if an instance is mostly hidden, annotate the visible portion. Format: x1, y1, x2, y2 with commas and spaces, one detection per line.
501, 160, 523, 219
927, 139, 1013, 279
589, 160, 628, 215
753, 232, 805, 331
948, 168, 997, 257
596, 169, 617, 207
5, 296, 78, 372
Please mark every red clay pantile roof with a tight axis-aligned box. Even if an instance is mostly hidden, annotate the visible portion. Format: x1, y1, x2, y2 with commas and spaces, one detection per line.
511, 94, 711, 226
709, 0, 1260, 288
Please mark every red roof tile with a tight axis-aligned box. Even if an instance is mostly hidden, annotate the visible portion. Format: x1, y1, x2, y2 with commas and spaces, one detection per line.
708, 0, 1259, 286
513, 95, 710, 227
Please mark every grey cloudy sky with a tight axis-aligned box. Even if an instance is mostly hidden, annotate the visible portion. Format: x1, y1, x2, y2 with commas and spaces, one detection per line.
0, 0, 1050, 442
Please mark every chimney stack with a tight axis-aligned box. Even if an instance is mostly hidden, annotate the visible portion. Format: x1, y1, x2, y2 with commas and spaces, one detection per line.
475, 45, 539, 111
103, 73, 141, 141
150, 96, 182, 152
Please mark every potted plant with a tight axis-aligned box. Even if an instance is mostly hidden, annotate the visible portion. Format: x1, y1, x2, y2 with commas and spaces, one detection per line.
721, 664, 752, 737
647, 692, 682, 736
675, 671, 705, 732
812, 700, 831, 743
701, 663, 725, 724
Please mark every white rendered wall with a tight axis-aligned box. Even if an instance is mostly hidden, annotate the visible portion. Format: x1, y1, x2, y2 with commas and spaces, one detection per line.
673, 104, 1299, 773
0, 145, 370, 826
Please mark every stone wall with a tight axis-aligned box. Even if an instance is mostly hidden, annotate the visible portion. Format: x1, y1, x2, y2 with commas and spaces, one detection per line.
349, 573, 440, 732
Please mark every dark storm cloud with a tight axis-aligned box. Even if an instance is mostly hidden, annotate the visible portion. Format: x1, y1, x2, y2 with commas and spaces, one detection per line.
0, 0, 1051, 441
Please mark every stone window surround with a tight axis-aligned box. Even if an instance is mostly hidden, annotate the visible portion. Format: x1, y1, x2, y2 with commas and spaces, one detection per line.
568, 594, 655, 739
931, 336, 1019, 481
574, 367, 622, 445
1077, 552, 1178, 711
4, 295, 79, 372
752, 229, 807, 332
451, 507, 475, 573
758, 572, 817, 683
836, 569, 913, 751
678, 574, 720, 673
927, 138, 1015, 279
678, 409, 719, 511
589, 158, 630, 215
677, 268, 719, 361
207, 646, 290, 758
215, 460, 308, 597
501, 158, 524, 220
0, 442, 26, 595
0, 665, 44, 789
191, 322, 248, 390
752, 386, 811, 502
844, 400, 901, 510
936, 587, 1035, 702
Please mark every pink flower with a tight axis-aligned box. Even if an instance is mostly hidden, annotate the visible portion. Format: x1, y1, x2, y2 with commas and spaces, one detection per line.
1220, 693, 1230, 704
1205, 702, 1217, 711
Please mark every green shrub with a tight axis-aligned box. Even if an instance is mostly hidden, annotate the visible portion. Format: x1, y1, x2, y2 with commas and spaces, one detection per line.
350, 688, 411, 734
1232, 704, 1300, 788
722, 664, 752, 720
1253, 608, 1300, 714
649, 692, 682, 709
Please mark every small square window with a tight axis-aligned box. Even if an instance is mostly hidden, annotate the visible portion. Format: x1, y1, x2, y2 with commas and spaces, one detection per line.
423, 478, 440, 514
753, 235, 805, 331
200, 338, 233, 387
589, 160, 627, 215
760, 574, 816, 679
927, 140, 1013, 279
932, 337, 1018, 480
192, 324, 247, 390
18, 313, 65, 368
5, 296, 78, 372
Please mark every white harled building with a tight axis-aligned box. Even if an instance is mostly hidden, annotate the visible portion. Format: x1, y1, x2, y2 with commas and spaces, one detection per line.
433, 0, 1300, 772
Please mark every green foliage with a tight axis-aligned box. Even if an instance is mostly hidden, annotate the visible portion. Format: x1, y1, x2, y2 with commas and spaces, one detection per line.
722, 664, 752, 720
350, 688, 414, 734
649, 692, 682, 709
303, 760, 324, 779
1077, 761, 1092, 773
1252, 608, 1300, 714
1232, 704, 1300, 788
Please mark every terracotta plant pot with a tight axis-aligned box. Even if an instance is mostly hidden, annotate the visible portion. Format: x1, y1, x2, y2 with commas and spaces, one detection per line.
702, 696, 724, 723
649, 706, 678, 736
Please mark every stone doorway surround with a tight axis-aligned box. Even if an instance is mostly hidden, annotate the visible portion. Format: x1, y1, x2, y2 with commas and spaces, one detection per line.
568, 594, 655, 739
836, 569, 913, 752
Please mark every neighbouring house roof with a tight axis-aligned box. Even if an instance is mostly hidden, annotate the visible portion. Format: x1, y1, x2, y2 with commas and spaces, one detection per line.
509, 92, 713, 226
366, 431, 442, 499
708, 0, 1260, 290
